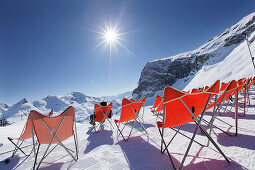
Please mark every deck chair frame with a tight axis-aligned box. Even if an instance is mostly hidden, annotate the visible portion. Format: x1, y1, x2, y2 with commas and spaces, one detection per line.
92, 104, 114, 133
158, 93, 229, 170
133, 97, 146, 124
8, 123, 36, 157
7, 109, 53, 158
115, 100, 148, 141
207, 86, 239, 136
32, 114, 78, 170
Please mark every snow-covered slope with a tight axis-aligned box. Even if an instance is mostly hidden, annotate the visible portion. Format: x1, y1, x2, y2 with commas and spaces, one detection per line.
0, 91, 132, 124
133, 12, 255, 102
184, 31, 255, 90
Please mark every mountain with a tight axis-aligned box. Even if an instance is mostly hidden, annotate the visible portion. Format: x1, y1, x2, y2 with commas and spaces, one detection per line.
0, 91, 132, 124
133, 12, 255, 102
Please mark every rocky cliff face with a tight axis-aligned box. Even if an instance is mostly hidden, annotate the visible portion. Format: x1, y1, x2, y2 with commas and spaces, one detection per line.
133, 12, 255, 99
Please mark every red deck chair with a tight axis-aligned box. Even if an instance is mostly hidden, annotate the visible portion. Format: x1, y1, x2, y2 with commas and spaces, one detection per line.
92, 102, 113, 132
220, 82, 230, 92
204, 86, 209, 91
216, 79, 245, 116
157, 80, 229, 169
114, 98, 148, 141
8, 109, 53, 157
191, 88, 198, 93
206, 80, 239, 136
150, 95, 163, 113
200, 87, 204, 92
151, 95, 164, 121
46, 109, 54, 117
32, 106, 78, 169
246, 77, 253, 106
237, 78, 248, 116
127, 97, 146, 122
136, 96, 147, 123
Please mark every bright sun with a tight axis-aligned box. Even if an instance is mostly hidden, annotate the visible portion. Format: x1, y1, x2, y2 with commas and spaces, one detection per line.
92, 22, 132, 57
91, 21, 133, 76
104, 30, 118, 43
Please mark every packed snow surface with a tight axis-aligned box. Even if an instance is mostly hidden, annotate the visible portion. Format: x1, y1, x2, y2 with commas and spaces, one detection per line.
183, 31, 255, 91
1, 87, 255, 169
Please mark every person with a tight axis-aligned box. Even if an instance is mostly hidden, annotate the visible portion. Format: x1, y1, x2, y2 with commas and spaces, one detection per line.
89, 101, 112, 125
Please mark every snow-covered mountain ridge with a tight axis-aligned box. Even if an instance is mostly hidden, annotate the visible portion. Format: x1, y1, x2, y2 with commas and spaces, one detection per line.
133, 12, 255, 100
0, 91, 132, 124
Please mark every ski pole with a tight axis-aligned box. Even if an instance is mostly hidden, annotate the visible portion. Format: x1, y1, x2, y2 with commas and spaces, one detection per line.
245, 33, 255, 70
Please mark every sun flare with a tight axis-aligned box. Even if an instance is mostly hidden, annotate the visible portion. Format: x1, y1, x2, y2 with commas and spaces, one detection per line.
103, 29, 118, 43
91, 21, 133, 57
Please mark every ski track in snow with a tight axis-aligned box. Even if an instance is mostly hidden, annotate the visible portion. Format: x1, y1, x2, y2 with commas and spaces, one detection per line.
1, 88, 255, 169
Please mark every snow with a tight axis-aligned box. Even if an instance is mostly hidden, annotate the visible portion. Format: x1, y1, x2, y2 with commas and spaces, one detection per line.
184, 32, 255, 91
1, 11, 255, 170
0, 91, 131, 124
1, 88, 255, 169
134, 12, 255, 102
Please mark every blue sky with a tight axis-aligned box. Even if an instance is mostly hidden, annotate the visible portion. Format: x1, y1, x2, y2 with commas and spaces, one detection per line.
1, 0, 255, 104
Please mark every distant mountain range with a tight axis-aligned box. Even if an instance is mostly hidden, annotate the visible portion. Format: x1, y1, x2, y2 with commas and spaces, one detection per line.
0, 91, 132, 123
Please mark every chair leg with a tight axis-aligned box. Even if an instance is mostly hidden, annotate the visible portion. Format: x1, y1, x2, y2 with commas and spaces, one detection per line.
106, 118, 114, 129
92, 123, 100, 133
33, 144, 40, 170
157, 127, 176, 170
74, 120, 79, 160
115, 121, 136, 141
179, 119, 202, 169
199, 124, 230, 162
8, 139, 27, 157
162, 126, 182, 153
207, 95, 218, 146
115, 122, 127, 141
74, 134, 79, 160
235, 88, 238, 136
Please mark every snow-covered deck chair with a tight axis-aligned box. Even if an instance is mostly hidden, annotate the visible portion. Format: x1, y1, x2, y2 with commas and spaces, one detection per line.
157, 80, 229, 169
92, 102, 113, 132
114, 98, 148, 141
206, 80, 239, 136
32, 106, 78, 169
8, 109, 53, 158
